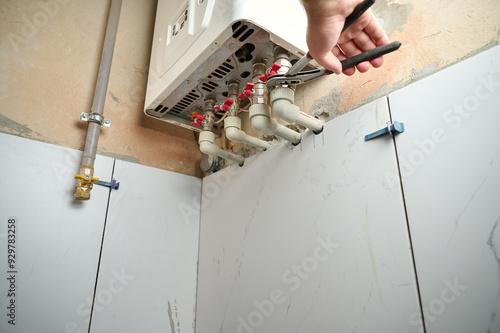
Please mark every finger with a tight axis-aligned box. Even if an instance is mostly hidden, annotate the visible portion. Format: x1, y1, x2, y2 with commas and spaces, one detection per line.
331, 45, 356, 76
310, 42, 343, 74
361, 16, 390, 68
342, 9, 389, 46
338, 40, 371, 73
337, 51, 356, 76
336, 11, 373, 72
363, 14, 390, 46
313, 51, 343, 75
338, 10, 371, 44
352, 30, 384, 68
353, 29, 377, 51
306, 20, 344, 74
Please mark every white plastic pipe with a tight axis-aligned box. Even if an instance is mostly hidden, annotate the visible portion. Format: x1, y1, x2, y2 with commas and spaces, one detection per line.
270, 87, 324, 134
199, 131, 245, 166
224, 116, 271, 150
249, 104, 301, 145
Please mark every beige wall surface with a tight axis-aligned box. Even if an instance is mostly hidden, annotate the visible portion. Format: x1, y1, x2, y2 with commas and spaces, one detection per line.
1, 0, 499, 178
296, 0, 500, 120
0, 0, 203, 177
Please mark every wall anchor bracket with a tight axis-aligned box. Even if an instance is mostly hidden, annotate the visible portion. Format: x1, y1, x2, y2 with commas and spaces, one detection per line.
80, 112, 112, 127
365, 121, 405, 141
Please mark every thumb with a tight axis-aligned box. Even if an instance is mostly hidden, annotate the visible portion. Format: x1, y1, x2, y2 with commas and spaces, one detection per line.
311, 51, 343, 75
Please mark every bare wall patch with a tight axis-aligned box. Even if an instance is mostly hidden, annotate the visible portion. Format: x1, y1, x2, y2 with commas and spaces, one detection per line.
373, 1, 414, 36
310, 87, 344, 122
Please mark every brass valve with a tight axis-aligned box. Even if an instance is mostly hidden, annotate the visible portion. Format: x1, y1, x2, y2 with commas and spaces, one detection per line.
74, 165, 98, 200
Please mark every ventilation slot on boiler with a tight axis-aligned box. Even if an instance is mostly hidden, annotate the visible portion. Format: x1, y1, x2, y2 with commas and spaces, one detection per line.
209, 61, 235, 80
170, 91, 200, 114
153, 104, 169, 114
201, 81, 219, 92
231, 22, 255, 42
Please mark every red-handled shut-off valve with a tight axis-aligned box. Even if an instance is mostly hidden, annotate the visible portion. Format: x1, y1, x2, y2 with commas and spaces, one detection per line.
191, 112, 204, 127
238, 82, 255, 100
259, 63, 282, 82
214, 98, 234, 113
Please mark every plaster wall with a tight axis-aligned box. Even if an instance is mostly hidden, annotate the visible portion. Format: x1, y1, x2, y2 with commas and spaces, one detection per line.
295, 0, 500, 120
0, 0, 203, 177
1, 0, 499, 178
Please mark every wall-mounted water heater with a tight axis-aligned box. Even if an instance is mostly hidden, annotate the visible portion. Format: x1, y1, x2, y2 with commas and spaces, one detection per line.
144, 0, 311, 131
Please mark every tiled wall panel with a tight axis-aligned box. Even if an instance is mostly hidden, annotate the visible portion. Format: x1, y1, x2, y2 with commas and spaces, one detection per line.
389, 45, 500, 333
197, 99, 421, 332
0, 133, 113, 333
89, 160, 201, 333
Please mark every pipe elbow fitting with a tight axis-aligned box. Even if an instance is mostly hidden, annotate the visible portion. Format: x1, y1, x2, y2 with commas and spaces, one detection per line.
272, 99, 300, 124
249, 104, 278, 136
249, 103, 301, 145
199, 131, 245, 166
226, 127, 271, 150
224, 117, 247, 143
271, 87, 324, 134
199, 140, 214, 157
225, 116, 271, 150
225, 127, 246, 143
251, 116, 278, 136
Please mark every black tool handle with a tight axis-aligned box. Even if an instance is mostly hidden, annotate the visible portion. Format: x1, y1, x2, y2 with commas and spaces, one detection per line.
342, 0, 375, 32
323, 41, 402, 74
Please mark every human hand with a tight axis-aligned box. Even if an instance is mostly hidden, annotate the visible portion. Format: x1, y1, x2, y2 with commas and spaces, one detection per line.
302, 0, 390, 75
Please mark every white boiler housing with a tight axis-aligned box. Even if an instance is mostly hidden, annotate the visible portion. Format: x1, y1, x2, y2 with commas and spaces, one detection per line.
145, 0, 311, 130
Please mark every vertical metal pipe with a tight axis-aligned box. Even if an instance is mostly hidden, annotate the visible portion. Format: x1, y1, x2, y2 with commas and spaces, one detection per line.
75, 0, 122, 200
82, 0, 122, 167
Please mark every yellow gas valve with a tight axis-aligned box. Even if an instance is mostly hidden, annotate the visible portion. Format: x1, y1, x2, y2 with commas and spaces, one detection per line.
74, 174, 99, 184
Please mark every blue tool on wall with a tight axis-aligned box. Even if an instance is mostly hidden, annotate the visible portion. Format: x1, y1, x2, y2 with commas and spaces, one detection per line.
365, 121, 405, 141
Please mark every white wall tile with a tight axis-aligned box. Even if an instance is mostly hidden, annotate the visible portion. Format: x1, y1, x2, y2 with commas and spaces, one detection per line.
89, 160, 201, 333
389, 45, 500, 333
0, 133, 113, 333
197, 98, 420, 333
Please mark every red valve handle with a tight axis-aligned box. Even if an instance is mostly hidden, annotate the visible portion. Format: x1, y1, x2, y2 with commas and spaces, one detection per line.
215, 98, 234, 112
238, 82, 255, 100
271, 63, 281, 72
223, 98, 234, 111
259, 63, 282, 82
190, 112, 204, 127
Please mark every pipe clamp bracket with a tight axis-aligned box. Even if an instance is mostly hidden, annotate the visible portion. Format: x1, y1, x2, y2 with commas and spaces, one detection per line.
80, 112, 111, 127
